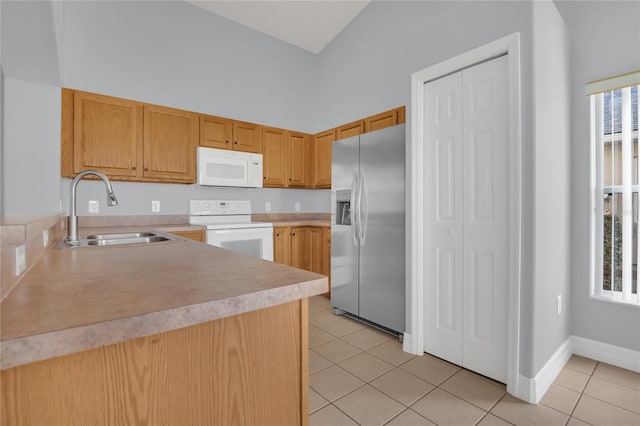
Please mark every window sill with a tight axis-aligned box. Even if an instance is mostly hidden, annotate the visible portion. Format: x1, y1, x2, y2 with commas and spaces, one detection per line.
590, 294, 640, 308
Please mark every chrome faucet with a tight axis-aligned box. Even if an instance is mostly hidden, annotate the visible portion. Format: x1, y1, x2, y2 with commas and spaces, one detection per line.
66, 170, 118, 246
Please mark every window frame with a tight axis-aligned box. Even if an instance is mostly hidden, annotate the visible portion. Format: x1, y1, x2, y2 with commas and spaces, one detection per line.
590, 83, 640, 307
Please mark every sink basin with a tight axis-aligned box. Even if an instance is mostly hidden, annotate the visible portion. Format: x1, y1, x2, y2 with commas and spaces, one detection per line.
86, 232, 156, 240
56, 231, 180, 248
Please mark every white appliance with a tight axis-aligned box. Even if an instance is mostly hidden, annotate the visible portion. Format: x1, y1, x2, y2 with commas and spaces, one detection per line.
197, 147, 263, 188
189, 200, 273, 261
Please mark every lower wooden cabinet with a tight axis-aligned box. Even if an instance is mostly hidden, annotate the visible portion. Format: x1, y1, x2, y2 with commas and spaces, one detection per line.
274, 226, 330, 295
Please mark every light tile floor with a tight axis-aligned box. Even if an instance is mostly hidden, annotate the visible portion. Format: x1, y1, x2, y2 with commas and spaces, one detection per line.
308, 296, 640, 426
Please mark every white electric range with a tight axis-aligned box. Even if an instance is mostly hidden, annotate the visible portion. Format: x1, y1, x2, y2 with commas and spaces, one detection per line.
188, 200, 273, 261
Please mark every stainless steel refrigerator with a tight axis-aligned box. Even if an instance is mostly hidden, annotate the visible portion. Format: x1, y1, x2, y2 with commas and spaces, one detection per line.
331, 124, 405, 334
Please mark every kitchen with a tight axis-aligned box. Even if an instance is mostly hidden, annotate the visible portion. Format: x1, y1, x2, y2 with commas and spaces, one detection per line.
2, 1, 640, 426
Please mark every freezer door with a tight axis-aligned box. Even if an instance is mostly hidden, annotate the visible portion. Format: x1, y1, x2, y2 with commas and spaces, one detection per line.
331, 136, 360, 316
358, 125, 405, 333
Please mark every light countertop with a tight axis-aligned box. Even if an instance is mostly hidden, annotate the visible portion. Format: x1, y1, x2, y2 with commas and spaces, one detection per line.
0, 224, 327, 370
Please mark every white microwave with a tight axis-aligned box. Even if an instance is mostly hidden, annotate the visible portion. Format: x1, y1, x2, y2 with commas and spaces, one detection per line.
197, 147, 263, 188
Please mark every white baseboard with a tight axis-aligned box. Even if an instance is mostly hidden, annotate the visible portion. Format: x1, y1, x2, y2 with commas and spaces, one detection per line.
572, 335, 640, 373
402, 332, 423, 355
512, 337, 572, 404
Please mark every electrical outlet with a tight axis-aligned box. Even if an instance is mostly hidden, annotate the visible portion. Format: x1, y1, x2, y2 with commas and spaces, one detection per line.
152, 200, 161, 213
42, 229, 49, 247
88, 200, 99, 214
15, 244, 26, 276
294, 202, 301, 212
557, 294, 562, 315
265, 201, 272, 212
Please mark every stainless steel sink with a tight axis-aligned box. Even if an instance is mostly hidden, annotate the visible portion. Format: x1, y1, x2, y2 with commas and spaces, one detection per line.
56, 231, 181, 248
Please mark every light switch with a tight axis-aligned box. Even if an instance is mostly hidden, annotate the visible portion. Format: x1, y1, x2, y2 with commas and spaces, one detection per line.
152, 200, 161, 213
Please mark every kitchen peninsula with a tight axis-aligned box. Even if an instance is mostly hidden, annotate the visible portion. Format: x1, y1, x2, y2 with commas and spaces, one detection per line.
0, 216, 327, 426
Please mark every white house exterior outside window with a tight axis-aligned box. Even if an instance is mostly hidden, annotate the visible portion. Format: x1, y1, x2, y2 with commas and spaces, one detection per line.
590, 71, 640, 306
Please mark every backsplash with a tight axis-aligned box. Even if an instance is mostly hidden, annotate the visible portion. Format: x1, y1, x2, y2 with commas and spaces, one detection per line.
60, 179, 331, 216
0, 214, 63, 300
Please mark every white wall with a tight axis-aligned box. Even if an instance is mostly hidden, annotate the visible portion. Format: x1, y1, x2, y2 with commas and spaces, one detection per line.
3, 78, 61, 214
555, 0, 640, 352
531, 0, 572, 374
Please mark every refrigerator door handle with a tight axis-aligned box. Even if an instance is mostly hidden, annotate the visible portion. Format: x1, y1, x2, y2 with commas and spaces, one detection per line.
350, 170, 359, 246
360, 171, 369, 245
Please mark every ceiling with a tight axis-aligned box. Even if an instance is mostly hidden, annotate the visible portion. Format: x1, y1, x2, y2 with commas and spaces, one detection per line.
187, 1, 370, 54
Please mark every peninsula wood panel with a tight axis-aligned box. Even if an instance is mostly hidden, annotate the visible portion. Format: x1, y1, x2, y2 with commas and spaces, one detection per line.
143, 105, 198, 182
1, 300, 309, 426
73, 91, 143, 177
168, 230, 205, 243
314, 130, 335, 188
262, 127, 288, 187
200, 114, 233, 149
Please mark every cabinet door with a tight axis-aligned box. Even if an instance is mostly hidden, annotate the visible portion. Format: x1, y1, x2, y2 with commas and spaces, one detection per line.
287, 131, 309, 187
143, 105, 198, 182
322, 227, 331, 295
200, 114, 232, 150
314, 130, 335, 188
364, 108, 398, 133
336, 120, 365, 141
308, 227, 323, 274
273, 226, 292, 266
262, 127, 288, 187
290, 227, 308, 270
232, 121, 262, 153
73, 91, 142, 177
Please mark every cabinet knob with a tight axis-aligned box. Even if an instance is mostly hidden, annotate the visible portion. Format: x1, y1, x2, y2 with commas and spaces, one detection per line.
289, 178, 292, 181
292, 233, 296, 236
233, 141, 238, 145
264, 176, 267, 179
131, 166, 136, 171
276, 233, 280, 236
225, 140, 230, 144
144, 168, 149, 172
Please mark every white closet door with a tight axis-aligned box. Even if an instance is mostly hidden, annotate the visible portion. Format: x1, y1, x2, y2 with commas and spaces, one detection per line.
462, 55, 509, 382
423, 72, 464, 365
423, 55, 508, 383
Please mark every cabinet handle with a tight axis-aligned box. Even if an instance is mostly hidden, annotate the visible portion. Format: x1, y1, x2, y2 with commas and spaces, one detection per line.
144, 168, 149, 172
131, 166, 136, 171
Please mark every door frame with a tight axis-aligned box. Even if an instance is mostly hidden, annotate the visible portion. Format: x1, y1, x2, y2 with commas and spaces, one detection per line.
405, 33, 522, 397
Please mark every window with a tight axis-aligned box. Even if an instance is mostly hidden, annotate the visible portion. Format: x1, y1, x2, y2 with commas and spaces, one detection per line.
590, 71, 640, 306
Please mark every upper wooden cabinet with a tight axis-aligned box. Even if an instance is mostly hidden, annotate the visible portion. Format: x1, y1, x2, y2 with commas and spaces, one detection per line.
262, 128, 310, 188
365, 108, 398, 133
336, 120, 365, 140
70, 90, 142, 177
143, 105, 198, 181
63, 90, 197, 183
287, 131, 309, 187
262, 127, 288, 187
199, 115, 262, 153
233, 120, 262, 153
314, 129, 335, 188
199, 114, 232, 150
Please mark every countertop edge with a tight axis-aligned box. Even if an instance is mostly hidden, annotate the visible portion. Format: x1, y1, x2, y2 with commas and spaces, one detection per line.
0, 277, 327, 371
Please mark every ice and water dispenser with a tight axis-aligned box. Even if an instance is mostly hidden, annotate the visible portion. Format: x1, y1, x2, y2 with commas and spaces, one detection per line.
335, 190, 352, 225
